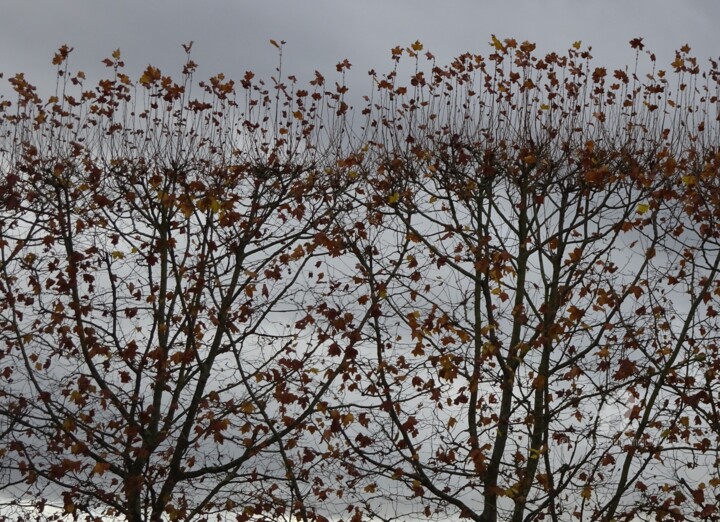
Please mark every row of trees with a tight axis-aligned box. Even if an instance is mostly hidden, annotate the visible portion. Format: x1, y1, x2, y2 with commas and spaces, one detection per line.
1, 38, 720, 521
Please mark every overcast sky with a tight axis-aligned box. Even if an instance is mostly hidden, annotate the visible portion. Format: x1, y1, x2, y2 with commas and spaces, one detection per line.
3, 0, 720, 102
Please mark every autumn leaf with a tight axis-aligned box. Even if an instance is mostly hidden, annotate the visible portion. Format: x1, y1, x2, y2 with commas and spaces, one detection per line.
92, 461, 110, 476
139, 65, 161, 86
682, 174, 696, 186
636, 203, 650, 215
568, 247, 583, 264
613, 358, 637, 380
52, 45, 74, 65
629, 37, 645, 50
505, 482, 521, 498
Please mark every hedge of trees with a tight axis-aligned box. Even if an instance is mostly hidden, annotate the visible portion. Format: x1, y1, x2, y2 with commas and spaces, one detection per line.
2, 38, 720, 522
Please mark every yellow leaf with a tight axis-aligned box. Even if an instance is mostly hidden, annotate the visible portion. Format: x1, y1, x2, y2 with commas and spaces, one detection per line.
388, 192, 400, 205
636, 203, 650, 215
240, 402, 255, 414
111, 251, 125, 260
112, 49, 121, 60
491, 35, 504, 51
411, 40, 423, 52
505, 483, 521, 498
682, 175, 696, 186
581, 486, 592, 499
540, 104, 550, 111
573, 41, 582, 50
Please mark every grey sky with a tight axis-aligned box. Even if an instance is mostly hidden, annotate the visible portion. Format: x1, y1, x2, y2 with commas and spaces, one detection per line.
2, 0, 720, 101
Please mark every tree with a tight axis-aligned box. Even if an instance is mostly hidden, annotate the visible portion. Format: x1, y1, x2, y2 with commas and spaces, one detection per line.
0, 45, 362, 522
2, 38, 720, 522
325, 39, 720, 522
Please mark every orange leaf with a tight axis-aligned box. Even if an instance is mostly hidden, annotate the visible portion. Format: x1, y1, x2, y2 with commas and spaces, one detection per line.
568, 247, 583, 264
92, 461, 110, 476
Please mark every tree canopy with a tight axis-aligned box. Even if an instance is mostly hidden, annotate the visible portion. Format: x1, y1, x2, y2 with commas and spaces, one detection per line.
2, 37, 720, 522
